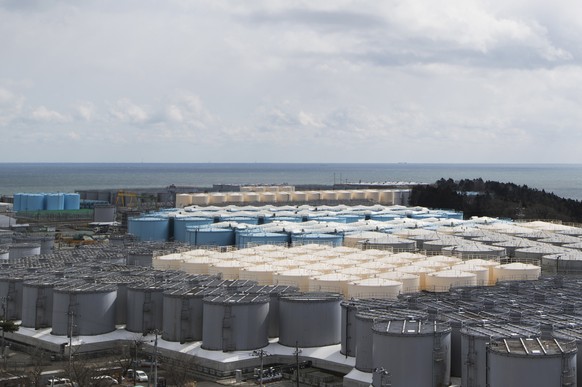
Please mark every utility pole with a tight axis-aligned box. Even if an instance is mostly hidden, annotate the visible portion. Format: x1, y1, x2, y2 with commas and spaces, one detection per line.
294, 341, 302, 387
68, 309, 75, 367
1, 296, 6, 369
251, 349, 268, 387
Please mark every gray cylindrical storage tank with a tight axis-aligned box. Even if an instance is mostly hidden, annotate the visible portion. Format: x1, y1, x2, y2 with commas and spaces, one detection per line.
126, 284, 165, 333
63, 193, 81, 210
278, 293, 342, 348
51, 283, 117, 336
162, 287, 210, 343
355, 310, 392, 372
202, 293, 269, 351
243, 285, 299, 338
553, 327, 582, 385
0, 249, 8, 261
487, 337, 577, 387
0, 274, 24, 320
21, 278, 58, 329
461, 322, 541, 387
128, 217, 170, 242
9, 243, 41, 261
372, 319, 451, 387
341, 301, 359, 357
127, 249, 154, 267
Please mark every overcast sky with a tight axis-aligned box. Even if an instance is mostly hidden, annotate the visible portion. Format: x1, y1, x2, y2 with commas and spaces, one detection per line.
1, 0, 581, 163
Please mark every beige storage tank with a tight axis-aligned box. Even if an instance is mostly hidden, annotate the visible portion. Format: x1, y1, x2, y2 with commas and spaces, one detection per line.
243, 192, 260, 203
326, 257, 358, 268
347, 278, 403, 299
227, 193, 244, 203
339, 267, 380, 278
379, 190, 395, 205
392, 252, 428, 263
413, 260, 451, 272
208, 193, 227, 204
309, 273, 360, 296
306, 262, 339, 274
424, 255, 464, 267
376, 256, 409, 267
239, 265, 276, 285
261, 192, 277, 203
208, 260, 245, 280
378, 271, 420, 293
274, 269, 322, 291
364, 190, 381, 202
180, 256, 218, 274
191, 193, 210, 206
463, 258, 500, 284
292, 191, 307, 201
153, 253, 184, 270
270, 259, 302, 271
360, 261, 397, 273
425, 270, 477, 292
451, 263, 489, 286
176, 194, 193, 208
306, 191, 321, 201
344, 231, 387, 248
322, 191, 338, 201
276, 192, 292, 202
492, 263, 541, 282
396, 266, 436, 291
351, 191, 366, 200
336, 191, 352, 201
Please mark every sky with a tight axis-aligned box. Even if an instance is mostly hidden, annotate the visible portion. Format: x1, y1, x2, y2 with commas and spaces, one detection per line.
1, 0, 581, 163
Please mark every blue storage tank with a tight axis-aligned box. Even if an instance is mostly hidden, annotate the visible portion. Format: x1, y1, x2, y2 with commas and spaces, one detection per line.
128, 217, 170, 241
46, 193, 65, 211
310, 217, 347, 224
337, 214, 364, 223
291, 233, 344, 247
370, 214, 400, 222
263, 216, 303, 224
186, 227, 235, 247
173, 217, 214, 242
26, 194, 45, 211
64, 193, 81, 210
236, 230, 290, 249
13, 193, 23, 212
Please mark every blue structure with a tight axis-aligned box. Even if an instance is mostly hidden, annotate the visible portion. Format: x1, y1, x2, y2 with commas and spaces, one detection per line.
186, 227, 235, 247
173, 217, 215, 242
235, 230, 290, 249
128, 217, 170, 241
291, 233, 344, 247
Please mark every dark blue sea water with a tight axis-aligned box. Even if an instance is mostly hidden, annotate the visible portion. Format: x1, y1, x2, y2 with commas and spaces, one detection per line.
1, 163, 582, 200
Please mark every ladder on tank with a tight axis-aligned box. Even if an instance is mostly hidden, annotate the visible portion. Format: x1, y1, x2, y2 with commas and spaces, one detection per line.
432, 321, 446, 387
222, 305, 235, 352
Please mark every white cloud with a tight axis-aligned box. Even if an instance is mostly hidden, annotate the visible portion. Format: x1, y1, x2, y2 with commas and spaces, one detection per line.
108, 99, 149, 124
31, 106, 70, 123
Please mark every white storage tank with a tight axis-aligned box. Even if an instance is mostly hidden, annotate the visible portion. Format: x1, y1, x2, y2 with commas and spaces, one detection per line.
191, 193, 210, 205
378, 271, 420, 293
395, 266, 435, 291
347, 278, 402, 299
239, 264, 276, 285
372, 319, 451, 387
208, 260, 245, 280
8, 243, 41, 261
309, 273, 360, 296
176, 194, 193, 208
493, 263, 541, 282
273, 269, 322, 291
425, 270, 477, 292
451, 263, 489, 286
487, 337, 577, 387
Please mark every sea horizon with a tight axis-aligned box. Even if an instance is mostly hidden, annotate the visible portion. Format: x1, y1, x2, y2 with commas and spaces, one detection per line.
2, 162, 582, 201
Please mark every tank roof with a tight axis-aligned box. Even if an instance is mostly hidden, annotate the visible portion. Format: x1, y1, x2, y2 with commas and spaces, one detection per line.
373, 319, 451, 336
203, 293, 269, 305
488, 337, 576, 356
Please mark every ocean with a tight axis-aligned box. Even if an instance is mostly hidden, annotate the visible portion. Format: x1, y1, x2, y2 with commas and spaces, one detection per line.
1, 163, 582, 201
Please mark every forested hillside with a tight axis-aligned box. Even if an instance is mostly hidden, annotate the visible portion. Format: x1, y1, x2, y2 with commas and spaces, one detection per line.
409, 178, 582, 222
